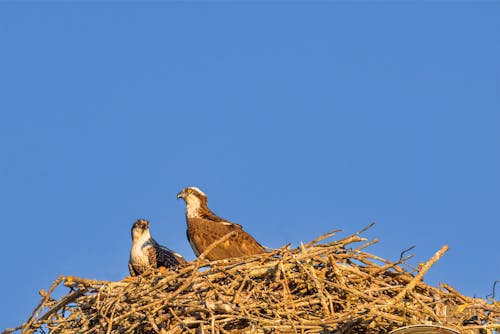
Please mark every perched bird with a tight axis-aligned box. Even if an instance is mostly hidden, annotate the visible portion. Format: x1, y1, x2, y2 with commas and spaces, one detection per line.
128, 219, 186, 276
177, 186, 266, 260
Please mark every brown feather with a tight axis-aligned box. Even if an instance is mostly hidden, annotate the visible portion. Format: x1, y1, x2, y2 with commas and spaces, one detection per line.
147, 246, 158, 268
148, 240, 186, 268
186, 215, 265, 261
199, 211, 243, 228
128, 262, 139, 277
179, 186, 265, 260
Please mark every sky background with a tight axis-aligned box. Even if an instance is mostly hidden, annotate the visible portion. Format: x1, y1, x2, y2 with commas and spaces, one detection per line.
1, 2, 499, 330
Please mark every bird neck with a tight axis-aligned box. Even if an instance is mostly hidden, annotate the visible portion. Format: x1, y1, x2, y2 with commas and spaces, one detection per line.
186, 204, 206, 218
133, 229, 152, 245
185, 196, 209, 218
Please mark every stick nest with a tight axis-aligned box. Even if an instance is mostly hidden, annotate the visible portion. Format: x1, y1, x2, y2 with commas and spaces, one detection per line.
5, 225, 500, 334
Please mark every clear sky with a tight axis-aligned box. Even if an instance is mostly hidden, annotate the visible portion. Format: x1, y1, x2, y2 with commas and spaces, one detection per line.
0, 2, 499, 329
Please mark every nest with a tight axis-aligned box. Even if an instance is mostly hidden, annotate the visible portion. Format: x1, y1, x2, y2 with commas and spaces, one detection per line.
4, 224, 500, 334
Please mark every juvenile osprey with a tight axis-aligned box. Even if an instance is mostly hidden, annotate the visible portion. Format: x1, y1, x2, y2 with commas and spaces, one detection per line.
177, 187, 265, 260
128, 219, 186, 276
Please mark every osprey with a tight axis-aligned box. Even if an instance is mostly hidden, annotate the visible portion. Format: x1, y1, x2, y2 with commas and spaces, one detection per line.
177, 187, 266, 260
128, 219, 186, 276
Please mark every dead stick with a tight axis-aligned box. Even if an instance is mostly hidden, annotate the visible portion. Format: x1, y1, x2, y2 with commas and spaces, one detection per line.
113, 262, 205, 323
390, 245, 449, 305
303, 230, 341, 248
410, 291, 443, 323
64, 276, 113, 288
38, 289, 85, 321
353, 238, 379, 252
23, 275, 65, 332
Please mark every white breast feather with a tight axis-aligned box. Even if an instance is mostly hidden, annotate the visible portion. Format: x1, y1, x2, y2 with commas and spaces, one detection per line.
130, 235, 153, 267
186, 195, 202, 218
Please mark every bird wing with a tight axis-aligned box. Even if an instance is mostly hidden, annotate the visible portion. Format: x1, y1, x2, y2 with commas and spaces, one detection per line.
128, 262, 139, 276
187, 217, 265, 261
200, 211, 242, 229
148, 239, 184, 268
147, 245, 158, 268
160, 244, 187, 265
187, 229, 201, 257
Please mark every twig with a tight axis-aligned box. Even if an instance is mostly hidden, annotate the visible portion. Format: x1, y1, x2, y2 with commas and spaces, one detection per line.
12, 230, 499, 334
390, 245, 449, 306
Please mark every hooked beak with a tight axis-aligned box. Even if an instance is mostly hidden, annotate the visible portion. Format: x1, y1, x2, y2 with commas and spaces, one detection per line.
177, 190, 185, 200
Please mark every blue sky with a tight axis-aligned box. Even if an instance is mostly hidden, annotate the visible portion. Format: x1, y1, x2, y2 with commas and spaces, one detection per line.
1, 2, 499, 329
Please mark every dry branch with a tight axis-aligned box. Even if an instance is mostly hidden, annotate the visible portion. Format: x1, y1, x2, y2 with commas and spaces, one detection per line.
3, 226, 499, 334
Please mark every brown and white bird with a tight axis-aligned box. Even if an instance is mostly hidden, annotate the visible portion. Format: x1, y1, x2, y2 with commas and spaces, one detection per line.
128, 219, 186, 276
177, 187, 265, 260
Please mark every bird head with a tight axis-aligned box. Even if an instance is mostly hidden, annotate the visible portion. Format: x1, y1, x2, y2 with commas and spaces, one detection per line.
131, 219, 151, 242
177, 186, 207, 204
